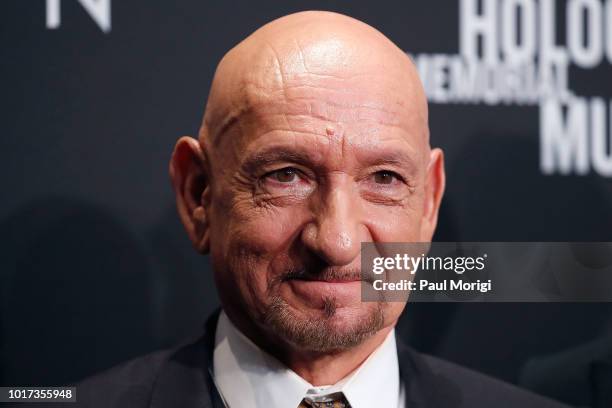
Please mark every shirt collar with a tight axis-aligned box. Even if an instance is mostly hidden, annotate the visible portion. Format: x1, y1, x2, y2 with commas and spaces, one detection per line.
213, 310, 401, 408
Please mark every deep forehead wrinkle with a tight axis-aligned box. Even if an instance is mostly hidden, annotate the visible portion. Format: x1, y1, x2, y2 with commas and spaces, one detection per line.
213, 99, 407, 142
209, 75, 424, 148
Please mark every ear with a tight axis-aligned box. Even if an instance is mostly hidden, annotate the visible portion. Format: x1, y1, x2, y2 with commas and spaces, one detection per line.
169, 136, 211, 254
420, 148, 446, 241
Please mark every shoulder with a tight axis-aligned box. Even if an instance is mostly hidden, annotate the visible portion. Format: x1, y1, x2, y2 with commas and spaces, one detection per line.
74, 347, 178, 408
73, 312, 221, 408
402, 347, 571, 408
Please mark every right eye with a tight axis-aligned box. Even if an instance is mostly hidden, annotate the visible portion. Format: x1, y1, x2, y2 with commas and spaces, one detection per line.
265, 167, 300, 183
259, 167, 315, 199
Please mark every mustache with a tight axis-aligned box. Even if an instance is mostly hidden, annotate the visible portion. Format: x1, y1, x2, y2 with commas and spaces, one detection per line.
278, 266, 372, 283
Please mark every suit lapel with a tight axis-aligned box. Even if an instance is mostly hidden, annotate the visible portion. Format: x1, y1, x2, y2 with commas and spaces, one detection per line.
396, 336, 461, 408
150, 310, 224, 408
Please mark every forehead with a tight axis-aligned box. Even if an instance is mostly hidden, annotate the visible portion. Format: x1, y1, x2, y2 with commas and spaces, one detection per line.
213, 70, 427, 159
205, 33, 429, 169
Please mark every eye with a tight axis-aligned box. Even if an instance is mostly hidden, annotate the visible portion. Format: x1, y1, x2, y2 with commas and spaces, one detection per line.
265, 167, 300, 183
259, 166, 315, 200
373, 170, 402, 185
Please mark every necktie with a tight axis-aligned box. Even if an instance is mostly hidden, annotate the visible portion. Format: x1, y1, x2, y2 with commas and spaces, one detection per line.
298, 391, 350, 408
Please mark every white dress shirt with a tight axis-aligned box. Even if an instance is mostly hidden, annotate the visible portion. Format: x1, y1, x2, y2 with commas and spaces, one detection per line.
213, 311, 405, 408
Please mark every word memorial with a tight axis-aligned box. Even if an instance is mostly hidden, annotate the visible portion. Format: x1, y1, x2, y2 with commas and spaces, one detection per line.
414, 0, 612, 176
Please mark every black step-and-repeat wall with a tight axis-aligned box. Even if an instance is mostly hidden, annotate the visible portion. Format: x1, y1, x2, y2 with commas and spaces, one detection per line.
2, 1, 612, 406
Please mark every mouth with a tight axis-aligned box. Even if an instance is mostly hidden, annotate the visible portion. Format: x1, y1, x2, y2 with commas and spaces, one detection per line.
282, 275, 364, 308
288, 276, 362, 283
281, 267, 364, 283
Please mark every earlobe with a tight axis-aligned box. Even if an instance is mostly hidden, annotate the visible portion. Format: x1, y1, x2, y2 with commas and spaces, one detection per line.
192, 207, 210, 253
170, 136, 210, 253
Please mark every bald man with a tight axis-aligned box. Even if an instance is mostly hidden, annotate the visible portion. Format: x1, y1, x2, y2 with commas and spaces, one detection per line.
75, 11, 567, 408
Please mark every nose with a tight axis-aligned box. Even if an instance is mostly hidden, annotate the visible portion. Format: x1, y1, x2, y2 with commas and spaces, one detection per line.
301, 183, 364, 266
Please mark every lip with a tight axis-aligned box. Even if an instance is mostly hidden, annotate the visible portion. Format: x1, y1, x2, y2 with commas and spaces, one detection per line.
285, 278, 363, 307
293, 278, 361, 283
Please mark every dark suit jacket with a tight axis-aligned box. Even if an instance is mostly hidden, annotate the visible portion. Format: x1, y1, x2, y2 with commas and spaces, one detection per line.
71, 311, 569, 408
520, 332, 612, 407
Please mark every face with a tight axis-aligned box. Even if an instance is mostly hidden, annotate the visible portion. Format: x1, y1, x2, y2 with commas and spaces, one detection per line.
171, 38, 445, 353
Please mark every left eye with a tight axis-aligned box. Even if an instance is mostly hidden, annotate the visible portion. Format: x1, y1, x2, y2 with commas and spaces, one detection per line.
266, 167, 299, 183
373, 170, 401, 184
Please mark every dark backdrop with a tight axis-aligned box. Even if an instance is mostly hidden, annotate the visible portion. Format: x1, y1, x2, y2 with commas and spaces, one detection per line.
1, 1, 611, 406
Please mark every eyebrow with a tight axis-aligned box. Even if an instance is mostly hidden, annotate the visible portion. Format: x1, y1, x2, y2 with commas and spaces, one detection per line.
357, 148, 420, 176
241, 146, 320, 173
241, 144, 421, 175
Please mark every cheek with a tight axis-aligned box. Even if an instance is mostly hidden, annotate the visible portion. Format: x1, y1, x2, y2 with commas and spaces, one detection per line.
228, 205, 306, 257
363, 199, 425, 242
210, 196, 308, 308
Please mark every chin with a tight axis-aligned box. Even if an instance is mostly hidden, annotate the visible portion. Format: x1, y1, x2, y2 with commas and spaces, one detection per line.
263, 296, 386, 352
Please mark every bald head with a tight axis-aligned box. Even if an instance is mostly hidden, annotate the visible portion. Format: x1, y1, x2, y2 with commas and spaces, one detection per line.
200, 11, 429, 153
